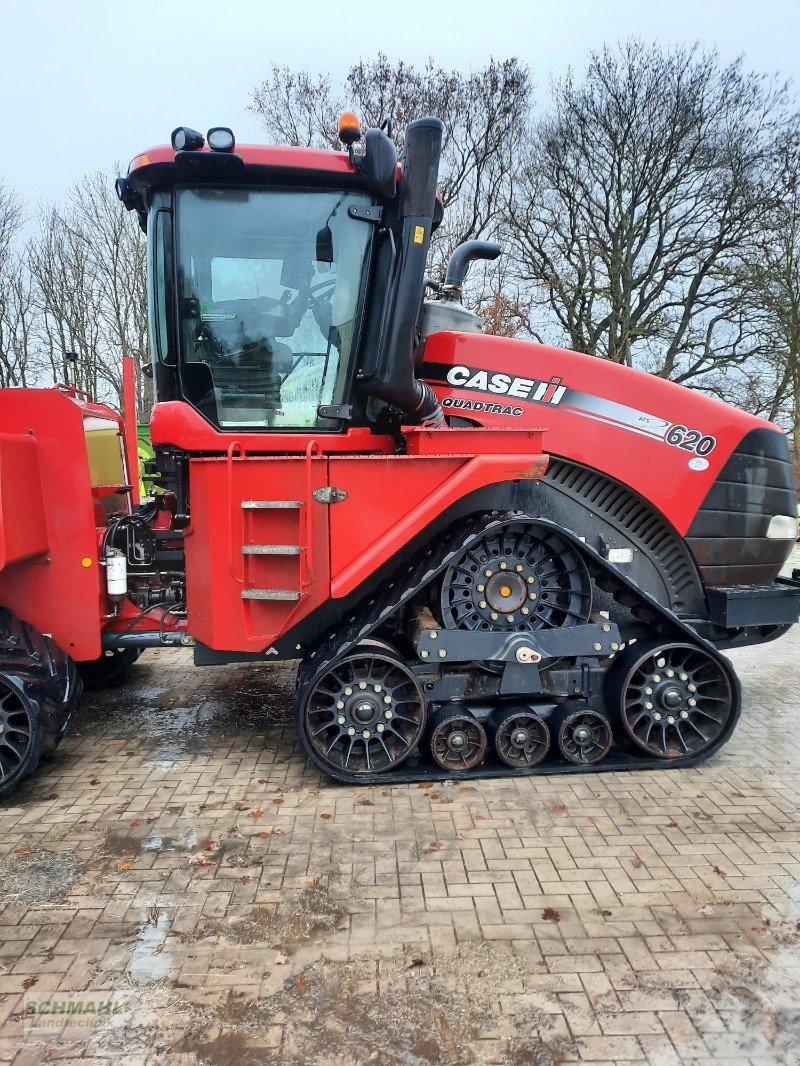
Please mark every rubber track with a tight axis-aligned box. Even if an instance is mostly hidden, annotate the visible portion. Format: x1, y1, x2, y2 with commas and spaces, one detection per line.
296, 514, 742, 785
0, 609, 81, 798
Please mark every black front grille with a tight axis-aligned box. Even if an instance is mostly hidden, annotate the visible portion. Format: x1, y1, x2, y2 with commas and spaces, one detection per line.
686, 428, 796, 587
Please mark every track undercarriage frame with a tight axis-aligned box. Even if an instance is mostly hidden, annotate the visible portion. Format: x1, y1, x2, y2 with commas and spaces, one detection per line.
295, 513, 742, 784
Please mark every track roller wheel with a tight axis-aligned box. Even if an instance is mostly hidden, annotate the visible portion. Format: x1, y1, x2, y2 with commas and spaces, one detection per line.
608, 639, 735, 759
552, 704, 612, 765
0, 676, 37, 797
299, 645, 426, 777
428, 708, 487, 772
489, 708, 550, 768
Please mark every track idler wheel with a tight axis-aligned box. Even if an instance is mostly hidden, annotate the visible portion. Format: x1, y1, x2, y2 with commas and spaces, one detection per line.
299, 646, 426, 777
609, 640, 735, 759
428, 708, 487, 772
489, 708, 550, 768
552, 704, 612, 765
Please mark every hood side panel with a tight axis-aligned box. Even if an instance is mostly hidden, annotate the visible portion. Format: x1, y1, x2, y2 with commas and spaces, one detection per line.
422, 332, 790, 536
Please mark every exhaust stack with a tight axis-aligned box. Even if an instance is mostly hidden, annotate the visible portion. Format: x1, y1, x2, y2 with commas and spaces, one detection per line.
363, 117, 446, 427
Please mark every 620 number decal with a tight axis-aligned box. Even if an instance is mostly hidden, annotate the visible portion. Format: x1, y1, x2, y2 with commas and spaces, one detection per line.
665, 424, 716, 456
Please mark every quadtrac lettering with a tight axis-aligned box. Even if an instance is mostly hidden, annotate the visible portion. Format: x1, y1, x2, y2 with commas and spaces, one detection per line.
442, 397, 524, 417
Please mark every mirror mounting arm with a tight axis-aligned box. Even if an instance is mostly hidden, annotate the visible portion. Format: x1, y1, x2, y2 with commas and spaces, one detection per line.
347, 205, 384, 224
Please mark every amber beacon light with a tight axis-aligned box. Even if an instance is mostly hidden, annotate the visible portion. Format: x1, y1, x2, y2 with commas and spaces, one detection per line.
338, 111, 362, 146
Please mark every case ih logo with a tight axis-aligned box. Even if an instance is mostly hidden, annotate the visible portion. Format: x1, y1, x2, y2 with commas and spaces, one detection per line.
445, 365, 567, 405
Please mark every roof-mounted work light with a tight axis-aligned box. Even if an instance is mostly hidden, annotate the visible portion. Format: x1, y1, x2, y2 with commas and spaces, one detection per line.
207, 127, 236, 152
171, 127, 204, 152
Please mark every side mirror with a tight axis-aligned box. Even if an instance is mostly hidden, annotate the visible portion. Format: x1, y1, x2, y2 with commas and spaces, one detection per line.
315, 225, 334, 264
141, 362, 154, 379
362, 128, 397, 199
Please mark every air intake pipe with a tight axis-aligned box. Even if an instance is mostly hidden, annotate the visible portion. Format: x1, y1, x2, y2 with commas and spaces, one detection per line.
364, 117, 446, 428
442, 240, 502, 301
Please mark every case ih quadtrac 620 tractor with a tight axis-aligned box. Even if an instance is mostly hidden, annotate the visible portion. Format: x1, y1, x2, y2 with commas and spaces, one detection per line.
1, 115, 799, 798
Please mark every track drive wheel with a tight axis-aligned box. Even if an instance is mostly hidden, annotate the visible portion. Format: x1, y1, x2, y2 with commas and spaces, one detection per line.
0, 610, 77, 800
552, 704, 612, 765
77, 647, 141, 689
440, 521, 592, 633
489, 708, 550, 768
608, 639, 735, 759
299, 645, 426, 778
428, 708, 487, 772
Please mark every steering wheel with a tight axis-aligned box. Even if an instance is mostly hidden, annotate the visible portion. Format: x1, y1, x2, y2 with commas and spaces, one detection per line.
307, 277, 337, 339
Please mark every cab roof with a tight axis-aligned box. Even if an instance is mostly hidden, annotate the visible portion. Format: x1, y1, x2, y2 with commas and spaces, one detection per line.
122, 143, 373, 220
128, 143, 358, 177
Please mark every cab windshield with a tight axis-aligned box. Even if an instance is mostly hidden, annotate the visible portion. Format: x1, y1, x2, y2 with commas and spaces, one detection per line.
175, 187, 372, 429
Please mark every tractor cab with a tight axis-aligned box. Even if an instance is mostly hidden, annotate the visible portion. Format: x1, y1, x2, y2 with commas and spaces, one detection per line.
164, 183, 371, 431
117, 117, 447, 437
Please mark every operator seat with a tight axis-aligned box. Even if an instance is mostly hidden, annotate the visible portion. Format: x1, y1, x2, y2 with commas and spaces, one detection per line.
182, 339, 293, 427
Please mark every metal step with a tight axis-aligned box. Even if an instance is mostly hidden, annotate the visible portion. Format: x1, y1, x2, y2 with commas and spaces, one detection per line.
242, 500, 302, 510
242, 588, 302, 602
242, 545, 301, 556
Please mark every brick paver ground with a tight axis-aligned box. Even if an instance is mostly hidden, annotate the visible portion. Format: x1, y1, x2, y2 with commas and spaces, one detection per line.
1, 616, 799, 1063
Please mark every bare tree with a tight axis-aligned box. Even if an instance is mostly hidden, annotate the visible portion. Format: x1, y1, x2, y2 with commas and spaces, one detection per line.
250, 68, 341, 149
250, 57, 532, 274
732, 127, 800, 471
505, 42, 793, 384
0, 182, 35, 388
70, 170, 150, 414
27, 170, 149, 414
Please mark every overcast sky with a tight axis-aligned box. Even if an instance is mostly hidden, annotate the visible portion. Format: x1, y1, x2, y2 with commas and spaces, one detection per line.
1, 0, 799, 213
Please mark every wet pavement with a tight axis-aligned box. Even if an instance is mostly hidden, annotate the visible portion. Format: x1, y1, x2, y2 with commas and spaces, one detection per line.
0, 617, 799, 1063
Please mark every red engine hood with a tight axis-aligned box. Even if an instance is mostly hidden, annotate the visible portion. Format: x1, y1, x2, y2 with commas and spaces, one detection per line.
421, 332, 784, 536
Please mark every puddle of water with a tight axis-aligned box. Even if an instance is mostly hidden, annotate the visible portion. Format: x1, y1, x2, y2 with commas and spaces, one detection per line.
129, 908, 172, 984
130, 683, 169, 702
139, 705, 219, 768
104, 832, 141, 857
142, 828, 197, 852
104, 827, 198, 857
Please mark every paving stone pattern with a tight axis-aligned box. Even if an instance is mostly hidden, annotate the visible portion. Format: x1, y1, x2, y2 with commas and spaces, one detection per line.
0, 626, 799, 1064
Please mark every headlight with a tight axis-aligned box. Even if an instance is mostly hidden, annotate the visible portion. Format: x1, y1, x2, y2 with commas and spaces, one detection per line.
766, 515, 799, 539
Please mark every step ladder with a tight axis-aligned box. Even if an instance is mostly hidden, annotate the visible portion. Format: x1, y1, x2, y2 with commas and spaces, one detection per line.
240, 499, 306, 602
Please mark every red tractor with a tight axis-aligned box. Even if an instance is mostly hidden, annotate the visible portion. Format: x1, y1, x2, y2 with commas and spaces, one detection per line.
1, 115, 798, 797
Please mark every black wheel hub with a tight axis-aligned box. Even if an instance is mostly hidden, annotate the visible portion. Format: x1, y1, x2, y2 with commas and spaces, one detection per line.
615, 642, 733, 759
441, 523, 592, 632
492, 710, 550, 768
485, 572, 528, 613
303, 649, 425, 775
0, 679, 34, 786
351, 697, 380, 724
